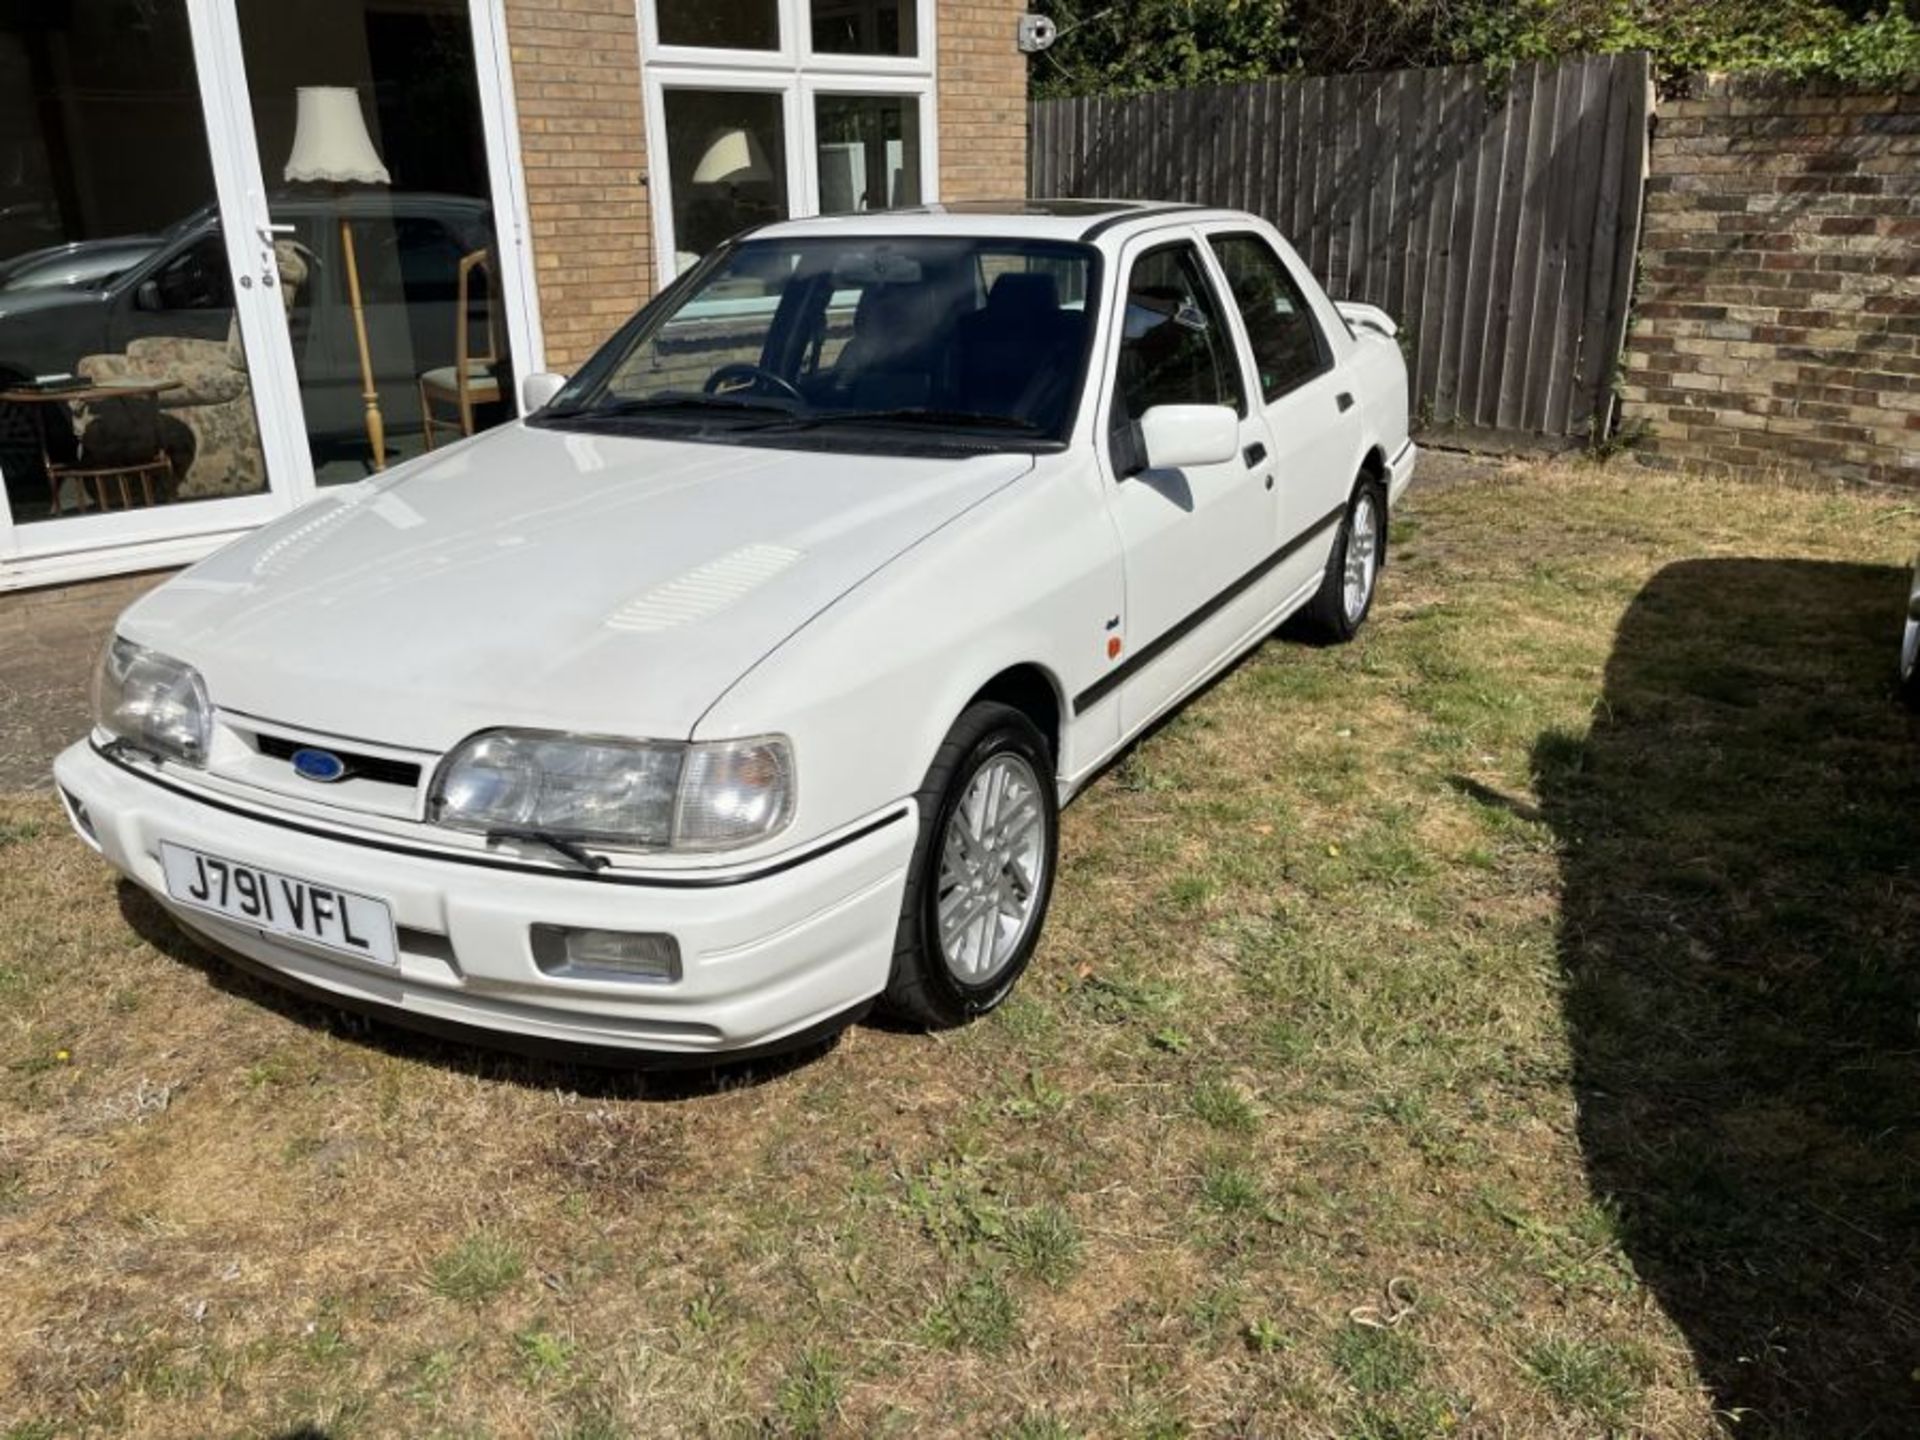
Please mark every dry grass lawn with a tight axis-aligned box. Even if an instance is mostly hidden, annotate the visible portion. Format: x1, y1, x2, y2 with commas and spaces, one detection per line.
2, 459, 1917, 1438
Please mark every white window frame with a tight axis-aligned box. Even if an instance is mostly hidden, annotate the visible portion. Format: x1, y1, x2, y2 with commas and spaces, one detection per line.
639, 0, 938, 287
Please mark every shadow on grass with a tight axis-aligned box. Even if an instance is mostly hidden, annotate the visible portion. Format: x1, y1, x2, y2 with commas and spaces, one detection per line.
1536, 558, 1920, 1435
116, 883, 841, 1100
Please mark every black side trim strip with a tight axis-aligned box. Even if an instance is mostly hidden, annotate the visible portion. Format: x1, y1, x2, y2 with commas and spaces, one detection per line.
1079, 203, 1205, 241
90, 741, 909, 890
1072, 504, 1346, 716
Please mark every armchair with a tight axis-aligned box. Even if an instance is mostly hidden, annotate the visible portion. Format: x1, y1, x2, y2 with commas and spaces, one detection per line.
75, 242, 308, 501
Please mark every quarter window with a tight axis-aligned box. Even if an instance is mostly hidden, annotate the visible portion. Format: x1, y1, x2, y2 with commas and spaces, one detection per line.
1208, 233, 1328, 401
1111, 242, 1246, 428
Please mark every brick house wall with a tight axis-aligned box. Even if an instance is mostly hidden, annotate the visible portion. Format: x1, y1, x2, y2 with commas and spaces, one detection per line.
501, 2, 1029, 373
937, 1, 1029, 202
1621, 77, 1920, 485
501, 0, 653, 373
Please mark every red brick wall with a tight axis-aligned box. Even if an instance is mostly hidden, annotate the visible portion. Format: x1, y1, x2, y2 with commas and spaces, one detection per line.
501, 0, 652, 372
1621, 77, 1920, 485
937, 1, 1029, 202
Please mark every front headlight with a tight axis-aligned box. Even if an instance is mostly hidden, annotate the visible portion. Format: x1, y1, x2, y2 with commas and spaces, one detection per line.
92, 636, 212, 766
430, 730, 794, 852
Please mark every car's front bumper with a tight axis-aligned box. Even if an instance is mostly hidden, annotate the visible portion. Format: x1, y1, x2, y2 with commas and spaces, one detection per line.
53, 740, 916, 1058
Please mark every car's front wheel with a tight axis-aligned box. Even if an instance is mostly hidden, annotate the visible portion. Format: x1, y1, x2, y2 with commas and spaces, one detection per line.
881, 701, 1058, 1028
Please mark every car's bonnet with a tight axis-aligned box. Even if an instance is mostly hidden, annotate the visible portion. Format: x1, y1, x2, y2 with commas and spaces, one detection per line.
118, 423, 1033, 751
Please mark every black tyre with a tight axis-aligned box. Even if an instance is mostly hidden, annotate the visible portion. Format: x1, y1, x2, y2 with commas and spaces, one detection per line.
881, 701, 1059, 1028
1296, 478, 1387, 644
1901, 611, 1920, 711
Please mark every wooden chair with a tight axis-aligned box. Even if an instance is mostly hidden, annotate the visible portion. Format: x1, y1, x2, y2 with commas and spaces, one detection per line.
418, 248, 502, 449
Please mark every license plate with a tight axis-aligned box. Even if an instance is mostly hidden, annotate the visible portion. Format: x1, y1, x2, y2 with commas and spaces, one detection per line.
159, 841, 398, 969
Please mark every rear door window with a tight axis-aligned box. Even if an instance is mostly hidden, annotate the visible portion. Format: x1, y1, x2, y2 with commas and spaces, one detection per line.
1207, 232, 1329, 402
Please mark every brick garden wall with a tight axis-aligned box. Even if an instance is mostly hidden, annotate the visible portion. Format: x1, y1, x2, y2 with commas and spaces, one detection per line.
1621, 78, 1920, 485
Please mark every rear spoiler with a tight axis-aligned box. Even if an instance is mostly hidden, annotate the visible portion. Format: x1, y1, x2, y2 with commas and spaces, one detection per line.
1335, 301, 1398, 340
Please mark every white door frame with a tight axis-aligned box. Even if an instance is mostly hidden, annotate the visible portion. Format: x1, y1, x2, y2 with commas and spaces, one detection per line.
0, 0, 543, 592
0, 0, 311, 586
639, 0, 939, 288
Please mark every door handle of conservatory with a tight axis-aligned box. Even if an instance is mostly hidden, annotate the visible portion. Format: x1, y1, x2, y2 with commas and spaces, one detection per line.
257, 223, 296, 285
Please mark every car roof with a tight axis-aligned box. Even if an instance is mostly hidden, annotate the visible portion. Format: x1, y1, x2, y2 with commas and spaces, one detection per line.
751, 199, 1251, 246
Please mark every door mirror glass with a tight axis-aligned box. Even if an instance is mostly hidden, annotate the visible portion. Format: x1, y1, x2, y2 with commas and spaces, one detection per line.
520, 371, 567, 412
1135, 404, 1239, 473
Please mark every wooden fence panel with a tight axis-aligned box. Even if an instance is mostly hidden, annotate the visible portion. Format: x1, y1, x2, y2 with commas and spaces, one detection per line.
1027, 53, 1653, 444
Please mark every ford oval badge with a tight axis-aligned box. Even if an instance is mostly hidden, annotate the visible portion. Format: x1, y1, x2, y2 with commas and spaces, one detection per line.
291, 747, 349, 783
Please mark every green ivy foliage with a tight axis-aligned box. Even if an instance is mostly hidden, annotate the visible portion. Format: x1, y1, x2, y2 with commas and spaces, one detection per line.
1028, 0, 1920, 97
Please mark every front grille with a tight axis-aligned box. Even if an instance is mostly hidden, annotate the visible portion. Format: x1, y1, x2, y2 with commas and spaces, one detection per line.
256, 733, 424, 789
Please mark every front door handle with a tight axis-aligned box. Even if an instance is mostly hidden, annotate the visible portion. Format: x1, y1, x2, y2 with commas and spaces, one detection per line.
1336, 391, 1354, 413
1243, 441, 1267, 468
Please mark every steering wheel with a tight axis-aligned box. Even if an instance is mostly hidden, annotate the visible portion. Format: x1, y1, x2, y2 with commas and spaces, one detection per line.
703, 363, 804, 404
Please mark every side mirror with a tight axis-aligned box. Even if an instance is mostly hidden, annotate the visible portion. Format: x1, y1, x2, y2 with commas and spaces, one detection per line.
1133, 404, 1239, 474
135, 280, 163, 312
520, 371, 568, 412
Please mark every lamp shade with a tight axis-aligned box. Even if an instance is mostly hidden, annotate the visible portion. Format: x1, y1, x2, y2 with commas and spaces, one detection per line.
692, 127, 773, 186
283, 86, 390, 185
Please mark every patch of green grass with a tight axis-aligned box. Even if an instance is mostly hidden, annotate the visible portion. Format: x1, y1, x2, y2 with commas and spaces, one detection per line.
1523, 1335, 1645, 1426
1197, 1159, 1264, 1217
1003, 1202, 1082, 1286
773, 1349, 840, 1436
1331, 1325, 1423, 1398
922, 1272, 1020, 1353
427, 1230, 525, 1304
1000, 1069, 1069, 1121
1163, 873, 1214, 911
1244, 1316, 1289, 1354
1189, 1076, 1259, 1133
998, 1416, 1080, 1440
514, 1325, 575, 1386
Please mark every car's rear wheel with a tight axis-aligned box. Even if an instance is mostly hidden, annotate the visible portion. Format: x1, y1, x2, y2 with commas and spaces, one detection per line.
1901, 608, 1920, 710
1296, 477, 1386, 643
881, 701, 1058, 1028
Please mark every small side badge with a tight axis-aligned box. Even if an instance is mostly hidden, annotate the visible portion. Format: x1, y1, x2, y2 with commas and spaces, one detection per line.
291, 747, 349, 783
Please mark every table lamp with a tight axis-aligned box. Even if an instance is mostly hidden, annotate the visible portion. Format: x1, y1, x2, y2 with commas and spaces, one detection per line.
285, 86, 391, 471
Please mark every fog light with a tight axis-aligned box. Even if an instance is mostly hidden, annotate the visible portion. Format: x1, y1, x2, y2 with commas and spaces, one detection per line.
59, 786, 100, 851
530, 924, 681, 983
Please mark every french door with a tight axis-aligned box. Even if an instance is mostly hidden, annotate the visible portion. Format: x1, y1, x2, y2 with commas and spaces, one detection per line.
0, 0, 537, 589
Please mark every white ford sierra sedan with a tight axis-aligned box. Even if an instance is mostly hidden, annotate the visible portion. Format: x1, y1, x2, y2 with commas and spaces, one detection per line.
55, 200, 1414, 1062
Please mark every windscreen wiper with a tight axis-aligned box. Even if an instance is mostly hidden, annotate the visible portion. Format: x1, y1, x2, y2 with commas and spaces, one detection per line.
538, 392, 798, 423
483, 826, 610, 872
741, 407, 1043, 434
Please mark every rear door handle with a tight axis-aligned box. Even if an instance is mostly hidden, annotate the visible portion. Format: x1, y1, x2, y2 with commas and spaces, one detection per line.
1243, 442, 1267, 468
1336, 391, 1354, 413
